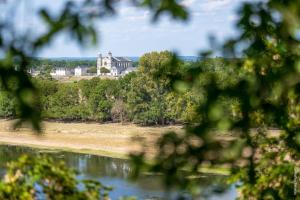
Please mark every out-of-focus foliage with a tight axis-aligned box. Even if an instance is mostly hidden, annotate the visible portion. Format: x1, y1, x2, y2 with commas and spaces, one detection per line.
130, 1, 300, 199
0, 155, 111, 200
0, 91, 16, 117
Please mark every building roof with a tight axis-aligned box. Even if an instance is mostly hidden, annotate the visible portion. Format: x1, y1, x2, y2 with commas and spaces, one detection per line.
55, 67, 74, 71
112, 57, 132, 62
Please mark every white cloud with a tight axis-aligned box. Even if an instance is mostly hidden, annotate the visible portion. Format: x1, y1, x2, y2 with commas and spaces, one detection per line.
228, 13, 239, 22
200, 0, 233, 12
188, 0, 250, 20
181, 0, 197, 7
118, 5, 150, 22
126, 11, 149, 21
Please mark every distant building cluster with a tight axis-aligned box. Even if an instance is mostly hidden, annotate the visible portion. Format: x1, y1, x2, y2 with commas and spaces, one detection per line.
97, 52, 135, 76
28, 52, 136, 78
50, 68, 74, 77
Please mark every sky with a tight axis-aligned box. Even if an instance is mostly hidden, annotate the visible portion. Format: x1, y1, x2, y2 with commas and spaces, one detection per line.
1, 0, 246, 57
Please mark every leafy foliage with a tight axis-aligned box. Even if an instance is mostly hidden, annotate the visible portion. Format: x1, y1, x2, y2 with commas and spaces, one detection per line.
129, 1, 300, 199
0, 155, 111, 200
99, 67, 110, 74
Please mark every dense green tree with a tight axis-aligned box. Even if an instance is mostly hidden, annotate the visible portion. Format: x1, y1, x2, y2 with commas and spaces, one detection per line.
78, 78, 119, 121
0, 91, 16, 118
100, 67, 110, 74
111, 99, 128, 123
47, 84, 80, 119
127, 52, 174, 125
87, 66, 97, 74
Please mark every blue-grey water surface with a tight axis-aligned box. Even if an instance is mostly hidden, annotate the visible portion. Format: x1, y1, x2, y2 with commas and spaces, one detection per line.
0, 145, 236, 199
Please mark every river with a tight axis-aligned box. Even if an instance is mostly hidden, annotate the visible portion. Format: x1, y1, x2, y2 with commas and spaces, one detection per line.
0, 145, 236, 199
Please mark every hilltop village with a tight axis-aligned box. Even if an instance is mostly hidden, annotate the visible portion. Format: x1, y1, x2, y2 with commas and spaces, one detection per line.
28, 52, 136, 79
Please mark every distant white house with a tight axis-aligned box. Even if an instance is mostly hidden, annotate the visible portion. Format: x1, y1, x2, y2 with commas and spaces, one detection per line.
28, 68, 40, 76
75, 66, 89, 76
51, 68, 74, 76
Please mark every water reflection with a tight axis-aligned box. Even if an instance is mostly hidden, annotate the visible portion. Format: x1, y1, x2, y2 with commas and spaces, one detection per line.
0, 145, 236, 199
64, 154, 131, 178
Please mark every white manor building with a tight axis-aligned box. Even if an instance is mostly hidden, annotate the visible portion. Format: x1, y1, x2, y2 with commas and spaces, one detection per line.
97, 52, 133, 76
50, 67, 74, 77
75, 66, 89, 76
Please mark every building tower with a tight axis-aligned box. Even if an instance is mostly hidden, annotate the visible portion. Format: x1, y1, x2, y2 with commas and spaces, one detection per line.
96, 53, 102, 75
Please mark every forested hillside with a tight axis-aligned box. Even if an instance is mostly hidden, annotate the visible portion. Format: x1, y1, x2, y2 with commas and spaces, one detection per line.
0, 52, 243, 126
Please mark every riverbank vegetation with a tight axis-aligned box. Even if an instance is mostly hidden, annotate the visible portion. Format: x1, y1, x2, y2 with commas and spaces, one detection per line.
0, 52, 227, 126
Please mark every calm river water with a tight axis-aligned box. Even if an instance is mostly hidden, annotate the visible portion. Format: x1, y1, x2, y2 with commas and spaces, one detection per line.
0, 145, 236, 199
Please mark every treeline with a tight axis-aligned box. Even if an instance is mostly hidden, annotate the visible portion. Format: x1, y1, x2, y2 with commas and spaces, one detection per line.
30, 59, 97, 69
29, 58, 139, 70
0, 52, 241, 125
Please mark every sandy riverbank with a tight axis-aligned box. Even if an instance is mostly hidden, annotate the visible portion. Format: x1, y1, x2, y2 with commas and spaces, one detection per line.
0, 120, 182, 158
